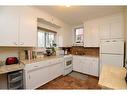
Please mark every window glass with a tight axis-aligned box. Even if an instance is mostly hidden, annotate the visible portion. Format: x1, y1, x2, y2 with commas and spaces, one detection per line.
38, 29, 56, 48
75, 28, 84, 43
38, 31, 45, 47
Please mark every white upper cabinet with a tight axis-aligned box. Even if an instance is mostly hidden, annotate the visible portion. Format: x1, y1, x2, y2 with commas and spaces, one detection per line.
83, 13, 124, 47
0, 7, 37, 47
0, 7, 19, 46
99, 23, 110, 39
19, 7, 37, 47
110, 20, 124, 39
84, 20, 100, 47
99, 13, 124, 39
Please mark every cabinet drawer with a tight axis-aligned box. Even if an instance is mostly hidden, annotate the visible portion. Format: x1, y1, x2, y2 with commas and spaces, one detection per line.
24, 58, 63, 71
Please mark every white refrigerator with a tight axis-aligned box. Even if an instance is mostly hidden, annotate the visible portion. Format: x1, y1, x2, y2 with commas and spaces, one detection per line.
100, 39, 124, 70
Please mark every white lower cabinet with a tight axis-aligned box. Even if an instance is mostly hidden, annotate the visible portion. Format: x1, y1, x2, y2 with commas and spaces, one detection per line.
73, 56, 99, 77
24, 58, 63, 89
90, 58, 99, 76
81, 58, 91, 75
27, 66, 49, 89
73, 56, 83, 72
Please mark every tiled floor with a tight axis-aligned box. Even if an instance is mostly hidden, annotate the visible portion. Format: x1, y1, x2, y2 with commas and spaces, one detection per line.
37, 72, 101, 89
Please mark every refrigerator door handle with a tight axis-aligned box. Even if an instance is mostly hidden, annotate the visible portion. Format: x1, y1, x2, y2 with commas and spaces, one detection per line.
112, 40, 116, 42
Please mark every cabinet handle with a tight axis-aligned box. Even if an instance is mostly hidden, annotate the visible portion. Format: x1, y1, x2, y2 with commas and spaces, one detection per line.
34, 66, 38, 67
14, 42, 18, 45
106, 41, 110, 42
20, 42, 24, 45
112, 40, 116, 42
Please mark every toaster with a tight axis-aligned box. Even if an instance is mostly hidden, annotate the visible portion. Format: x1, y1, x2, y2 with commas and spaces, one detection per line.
6, 57, 19, 65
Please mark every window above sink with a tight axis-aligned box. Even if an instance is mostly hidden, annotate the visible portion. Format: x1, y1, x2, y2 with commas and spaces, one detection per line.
37, 27, 57, 48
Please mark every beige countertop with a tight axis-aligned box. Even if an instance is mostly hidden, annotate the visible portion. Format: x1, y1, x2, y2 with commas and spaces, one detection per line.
98, 64, 127, 89
0, 63, 24, 74
20, 55, 64, 64
0, 55, 64, 74
0, 54, 97, 74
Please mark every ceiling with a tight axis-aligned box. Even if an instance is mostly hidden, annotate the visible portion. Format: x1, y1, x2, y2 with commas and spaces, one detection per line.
37, 6, 124, 26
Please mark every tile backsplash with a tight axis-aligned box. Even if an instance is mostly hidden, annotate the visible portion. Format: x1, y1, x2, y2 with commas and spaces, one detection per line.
0, 47, 19, 61
71, 46, 99, 57
0, 46, 99, 61
0, 47, 34, 61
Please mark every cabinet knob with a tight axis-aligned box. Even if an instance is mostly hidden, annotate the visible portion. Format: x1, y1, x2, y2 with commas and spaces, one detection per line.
112, 40, 116, 42
34, 66, 38, 67
14, 42, 18, 45
20, 42, 24, 45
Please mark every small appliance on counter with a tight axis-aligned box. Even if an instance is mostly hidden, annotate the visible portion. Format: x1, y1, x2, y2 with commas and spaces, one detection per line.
32, 50, 44, 59
60, 47, 71, 55
6, 57, 19, 65
46, 48, 53, 56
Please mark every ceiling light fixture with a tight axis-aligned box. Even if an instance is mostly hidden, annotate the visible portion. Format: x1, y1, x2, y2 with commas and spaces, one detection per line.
65, 5, 71, 7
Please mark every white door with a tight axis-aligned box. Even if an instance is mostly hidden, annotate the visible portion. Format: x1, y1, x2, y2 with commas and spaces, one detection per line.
0, 7, 19, 46
110, 21, 124, 39
82, 59, 90, 75
100, 39, 124, 54
27, 68, 49, 89
48, 63, 62, 81
84, 24, 92, 47
100, 54, 124, 70
73, 56, 82, 72
84, 22, 99, 47
110, 21, 124, 38
90, 25, 100, 47
99, 23, 110, 39
19, 7, 37, 47
90, 58, 99, 77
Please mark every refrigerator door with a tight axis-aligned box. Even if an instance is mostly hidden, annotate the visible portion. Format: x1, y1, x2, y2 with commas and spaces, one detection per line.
100, 39, 124, 54
100, 54, 124, 70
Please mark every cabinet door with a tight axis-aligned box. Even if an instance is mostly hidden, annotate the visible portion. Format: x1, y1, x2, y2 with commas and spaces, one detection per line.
0, 7, 19, 46
48, 63, 62, 81
84, 23, 99, 47
82, 59, 90, 75
84, 24, 93, 47
73, 56, 82, 72
90, 25, 100, 47
90, 58, 99, 77
19, 7, 37, 47
100, 54, 124, 70
100, 39, 124, 54
110, 21, 124, 39
27, 67, 49, 89
99, 23, 110, 39
26, 62, 62, 89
